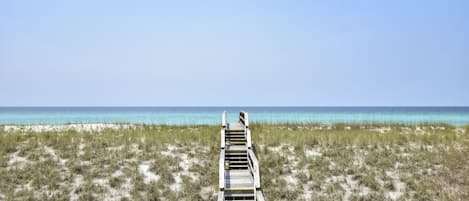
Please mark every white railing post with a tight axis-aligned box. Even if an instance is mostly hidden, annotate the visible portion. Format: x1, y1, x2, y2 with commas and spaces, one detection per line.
239, 111, 249, 128
245, 112, 249, 128
256, 191, 266, 201
254, 188, 257, 201
222, 111, 227, 128
239, 112, 243, 125
246, 129, 252, 149
221, 129, 225, 149
219, 149, 225, 190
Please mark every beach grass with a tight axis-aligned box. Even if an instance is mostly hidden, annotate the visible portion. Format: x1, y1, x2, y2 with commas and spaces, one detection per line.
0, 123, 468, 200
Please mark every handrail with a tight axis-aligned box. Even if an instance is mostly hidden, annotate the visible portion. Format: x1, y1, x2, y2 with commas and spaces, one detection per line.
221, 129, 225, 149
246, 129, 252, 149
222, 111, 227, 128
256, 191, 266, 201
217, 192, 224, 201
247, 149, 261, 188
244, 112, 249, 128
219, 149, 225, 189
239, 111, 249, 128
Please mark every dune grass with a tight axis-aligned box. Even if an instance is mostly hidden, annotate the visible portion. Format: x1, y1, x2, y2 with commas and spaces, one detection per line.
0, 123, 467, 200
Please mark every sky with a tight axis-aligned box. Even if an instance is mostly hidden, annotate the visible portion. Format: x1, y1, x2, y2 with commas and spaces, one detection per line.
1, 0, 468, 106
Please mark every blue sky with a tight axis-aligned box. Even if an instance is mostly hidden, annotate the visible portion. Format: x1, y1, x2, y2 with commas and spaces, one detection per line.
1, 0, 468, 106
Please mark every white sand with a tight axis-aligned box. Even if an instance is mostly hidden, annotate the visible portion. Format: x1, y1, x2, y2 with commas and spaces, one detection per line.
371, 127, 392, 133
77, 142, 85, 156
69, 175, 84, 201
8, 150, 28, 166
138, 161, 160, 184
93, 178, 108, 186
200, 186, 215, 200
386, 170, 405, 200
162, 144, 200, 192
3, 124, 135, 132
112, 170, 124, 178
305, 148, 322, 157
44, 146, 67, 167
302, 181, 314, 200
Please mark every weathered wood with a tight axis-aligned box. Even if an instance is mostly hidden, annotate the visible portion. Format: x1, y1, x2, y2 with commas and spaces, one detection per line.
239, 111, 249, 128
217, 191, 224, 201
222, 111, 227, 128
225, 170, 254, 188
246, 129, 252, 149
221, 129, 225, 149
244, 112, 249, 128
226, 145, 246, 152
227, 122, 244, 131
219, 149, 225, 189
218, 111, 265, 201
248, 149, 261, 188
256, 190, 266, 201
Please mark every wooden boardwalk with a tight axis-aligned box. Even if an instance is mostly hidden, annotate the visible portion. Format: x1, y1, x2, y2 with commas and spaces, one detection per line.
218, 112, 266, 201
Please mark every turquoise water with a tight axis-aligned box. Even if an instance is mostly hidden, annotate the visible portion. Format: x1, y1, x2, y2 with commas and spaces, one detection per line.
0, 107, 468, 125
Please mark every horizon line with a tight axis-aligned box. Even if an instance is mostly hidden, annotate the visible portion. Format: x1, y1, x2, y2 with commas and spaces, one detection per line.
1, 106, 469, 108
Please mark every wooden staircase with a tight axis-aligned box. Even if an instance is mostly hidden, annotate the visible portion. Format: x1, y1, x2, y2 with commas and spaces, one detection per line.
218, 112, 266, 201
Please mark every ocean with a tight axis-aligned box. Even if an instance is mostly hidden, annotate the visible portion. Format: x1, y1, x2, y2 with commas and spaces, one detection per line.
0, 107, 468, 125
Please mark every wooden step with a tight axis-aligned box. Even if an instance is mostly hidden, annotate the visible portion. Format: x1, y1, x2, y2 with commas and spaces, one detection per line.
226, 123, 245, 131
226, 139, 246, 142
225, 134, 245, 137
228, 160, 248, 164
226, 137, 246, 140
225, 136, 245, 139
224, 191, 255, 200
225, 156, 247, 160
225, 154, 247, 158
226, 157, 248, 161
226, 140, 246, 143
226, 145, 247, 152
225, 132, 245, 135
228, 165, 248, 169
226, 142, 246, 145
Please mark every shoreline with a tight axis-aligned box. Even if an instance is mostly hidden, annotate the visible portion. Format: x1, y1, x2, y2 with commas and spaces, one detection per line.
1, 122, 466, 134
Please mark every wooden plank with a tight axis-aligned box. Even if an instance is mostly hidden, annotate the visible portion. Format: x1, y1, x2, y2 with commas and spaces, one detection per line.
224, 187, 255, 191
226, 170, 252, 177
225, 169, 254, 189
224, 192, 255, 197
256, 190, 266, 201
243, 112, 249, 127
246, 129, 252, 148
226, 177, 253, 184
248, 149, 261, 188
226, 145, 247, 152
219, 149, 225, 189
225, 182, 254, 189
227, 122, 244, 131
221, 129, 225, 149
222, 111, 227, 128
217, 191, 224, 201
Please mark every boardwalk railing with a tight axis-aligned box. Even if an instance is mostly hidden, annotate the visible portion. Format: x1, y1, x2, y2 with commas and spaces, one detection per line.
219, 149, 225, 189
219, 112, 226, 191
248, 149, 261, 188
218, 111, 265, 201
222, 111, 227, 128
239, 111, 249, 128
